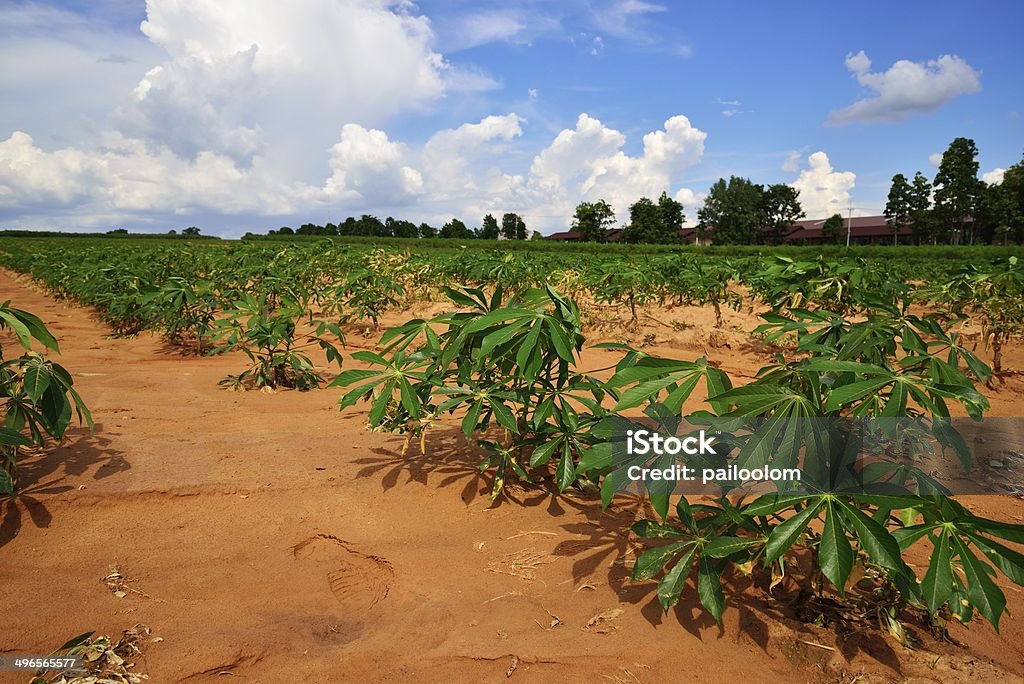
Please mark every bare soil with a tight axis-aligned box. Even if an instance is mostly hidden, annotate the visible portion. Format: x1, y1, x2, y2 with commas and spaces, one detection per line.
2, 270, 1023, 683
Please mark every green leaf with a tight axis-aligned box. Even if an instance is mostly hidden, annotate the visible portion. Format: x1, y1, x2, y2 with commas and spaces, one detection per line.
824, 377, 894, 412
0, 310, 34, 350
461, 399, 483, 438
555, 443, 575, 491
330, 368, 383, 387
632, 541, 688, 581
703, 536, 761, 558
835, 499, 904, 573
399, 378, 421, 419
967, 534, 1024, 586
486, 397, 519, 434
22, 357, 52, 403
920, 529, 954, 613
697, 556, 725, 624
765, 499, 823, 562
744, 493, 818, 517
657, 546, 697, 612
575, 441, 612, 472
613, 375, 682, 411
953, 535, 1007, 630
819, 502, 854, 594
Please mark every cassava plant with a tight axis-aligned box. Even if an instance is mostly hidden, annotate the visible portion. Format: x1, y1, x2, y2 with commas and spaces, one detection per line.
604, 300, 1021, 634
925, 256, 1024, 378
0, 301, 92, 495
212, 293, 344, 390
332, 285, 613, 498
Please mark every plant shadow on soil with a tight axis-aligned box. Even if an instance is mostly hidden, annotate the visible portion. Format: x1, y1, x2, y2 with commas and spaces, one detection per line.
350, 426, 910, 672
1, 424, 126, 549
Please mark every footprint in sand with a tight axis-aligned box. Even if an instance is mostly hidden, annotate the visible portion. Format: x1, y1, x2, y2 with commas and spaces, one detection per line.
292, 534, 394, 612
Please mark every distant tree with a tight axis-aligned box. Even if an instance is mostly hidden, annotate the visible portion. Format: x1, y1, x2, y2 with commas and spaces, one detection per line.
999, 154, 1024, 244
822, 213, 845, 244
572, 200, 615, 242
355, 215, 384, 236
478, 213, 500, 240
296, 223, 324, 235
337, 217, 356, 236
884, 173, 913, 245
976, 181, 1016, 245
418, 222, 437, 239
107, 228, 129, 235
441, 218, 474, 239
934, 137, 982, 244
908, 171, 933, 244
621, 197, 667, 243
167, 229, 177, 235
391, 218, 418, 238
658, 191, 685, 240
324, 222, 338, 235
501, 212, 526, 240
761, 184, 804, 243
530, 230, 544, 240
697, 176, 763, 245
182, 226, 201, 236
278, 226, 294, 235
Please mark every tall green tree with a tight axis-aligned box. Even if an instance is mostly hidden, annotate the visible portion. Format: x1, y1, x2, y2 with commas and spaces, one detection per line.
761, 184, 804, 243
478, 214, 500, 240
418, 222, 436, 239
658, 191, 685, 239
697, 176, 763, 245
1001, 156, 1024, 244
354, 215, 384, 236
440, 218, 474, 239
934, 137, 982, 245
909, 171, 933, 245
822, 213, 844, 244
621, 197, 670, 243
884, 173, 913, 245
975, 181, 1017, 245
572, 200, 616, 242
501, 212, 527, 240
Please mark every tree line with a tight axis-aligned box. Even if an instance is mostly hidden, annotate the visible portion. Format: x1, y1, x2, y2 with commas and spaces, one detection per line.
882, 137, 1024, 245
261, 213, 539, 241
572, 183, 803, 245
251, 136, 1022, 246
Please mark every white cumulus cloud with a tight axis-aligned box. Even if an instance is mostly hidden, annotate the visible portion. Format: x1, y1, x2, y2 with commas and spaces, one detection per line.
828, 51, 981, 125
982, 168, 1006, 185
323, 125, 423, 205
789, 151, 856, 218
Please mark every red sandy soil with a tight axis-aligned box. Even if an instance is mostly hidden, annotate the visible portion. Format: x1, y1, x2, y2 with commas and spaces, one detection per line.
1, 269, 1023, 683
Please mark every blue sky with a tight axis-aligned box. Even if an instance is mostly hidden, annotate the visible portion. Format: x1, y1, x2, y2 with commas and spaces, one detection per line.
0, 0, 1021, 236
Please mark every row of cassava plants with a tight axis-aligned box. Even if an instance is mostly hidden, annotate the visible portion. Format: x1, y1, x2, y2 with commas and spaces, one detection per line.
1, 240, 1022, 384
332, 277, 1023, 639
